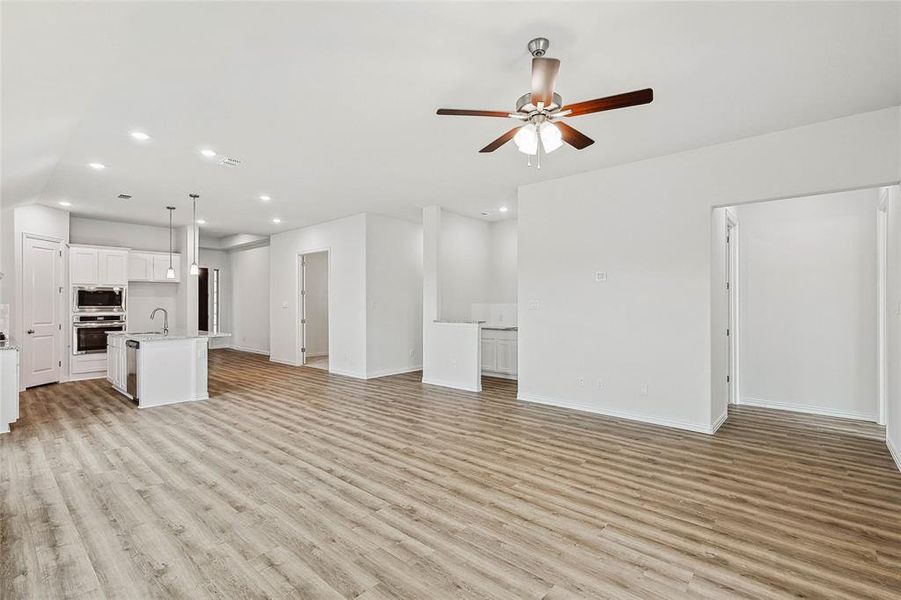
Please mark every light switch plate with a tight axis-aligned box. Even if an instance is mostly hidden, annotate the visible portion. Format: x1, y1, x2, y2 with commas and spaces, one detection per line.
528, 300, 541, 310
595, 271, 607, 282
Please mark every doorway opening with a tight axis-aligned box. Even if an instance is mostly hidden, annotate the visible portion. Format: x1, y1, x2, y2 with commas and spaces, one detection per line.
197, 267, 221, 334
298, 251, 329, 370
714, 185, 895, 427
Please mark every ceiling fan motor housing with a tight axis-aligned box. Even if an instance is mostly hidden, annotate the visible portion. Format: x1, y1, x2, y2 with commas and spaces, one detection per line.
516, 92, 563, 115
528, 37, 550, 57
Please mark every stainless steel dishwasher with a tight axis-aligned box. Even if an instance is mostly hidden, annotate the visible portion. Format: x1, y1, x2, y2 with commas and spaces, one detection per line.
126, 340, 140, 400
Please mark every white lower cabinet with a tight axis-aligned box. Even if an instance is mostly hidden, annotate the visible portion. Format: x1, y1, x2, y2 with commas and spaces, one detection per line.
1, 348, 20, 433
480, 329, 517, 378
106, 335, 128, 393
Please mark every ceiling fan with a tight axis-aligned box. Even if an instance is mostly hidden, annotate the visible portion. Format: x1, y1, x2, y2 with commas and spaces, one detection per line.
437, 37, 653, 168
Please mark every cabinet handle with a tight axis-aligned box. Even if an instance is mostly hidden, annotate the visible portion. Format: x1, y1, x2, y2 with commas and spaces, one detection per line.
26, 329, 35, 334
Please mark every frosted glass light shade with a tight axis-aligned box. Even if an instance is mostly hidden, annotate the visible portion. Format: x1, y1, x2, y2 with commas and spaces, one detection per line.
513, 124, 538, 155
539, 122, 563, 153
189, 262, 200, 276
166, 266, 176, 279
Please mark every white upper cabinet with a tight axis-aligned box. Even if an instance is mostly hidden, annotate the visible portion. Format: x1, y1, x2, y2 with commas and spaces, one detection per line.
98, 249, 129, 285
70, 246, 129, 286
70, 246, 100, 285
128, 252, 152, 282
128, 251, 180, 283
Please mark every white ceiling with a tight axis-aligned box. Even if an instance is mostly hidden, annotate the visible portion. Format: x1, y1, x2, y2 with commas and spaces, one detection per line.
2, 1, 899, 236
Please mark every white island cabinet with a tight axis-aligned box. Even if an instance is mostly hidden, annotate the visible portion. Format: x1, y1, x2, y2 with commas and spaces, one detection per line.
0, 340, 20, 433
107, 332, 229, 408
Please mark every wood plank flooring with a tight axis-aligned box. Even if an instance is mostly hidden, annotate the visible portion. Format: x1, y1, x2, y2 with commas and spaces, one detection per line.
2, 349, 901, 599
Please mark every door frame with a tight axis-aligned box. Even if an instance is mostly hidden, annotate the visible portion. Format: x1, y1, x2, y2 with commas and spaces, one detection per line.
20, 233, 65, 389
295, 248, 330, 367
725, 209, 740, 405
877, 188, 889, 426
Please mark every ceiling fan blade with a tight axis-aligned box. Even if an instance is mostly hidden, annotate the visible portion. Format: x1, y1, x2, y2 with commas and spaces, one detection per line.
555, 122, 594, 149
561, 88, 653, 117
437, 108, 512, 118
530, 57, 560, 107
479, 127, 521, 153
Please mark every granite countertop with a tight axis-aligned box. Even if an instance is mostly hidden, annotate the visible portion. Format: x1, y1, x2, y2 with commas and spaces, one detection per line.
0, 337, 20, 351
481, 325, 518, 331
108, 331, 232, 342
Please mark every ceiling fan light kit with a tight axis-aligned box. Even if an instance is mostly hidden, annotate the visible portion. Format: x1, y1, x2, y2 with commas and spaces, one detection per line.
437, 37, 654, 167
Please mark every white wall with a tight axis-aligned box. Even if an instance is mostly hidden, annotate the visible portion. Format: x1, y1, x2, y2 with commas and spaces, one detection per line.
736, 189, 880, 420
127, 283, 178, 334
438, 211, 493, 322
491, 219, 518, 304
437, 211, 518, 322
231, 245, 270, 354
70, 216, 171, 252
517, 106, 900, 433
303, 251, 329, 357
270, 214, 367, 375
366, 214, 422, 378
8, 205, 70, 349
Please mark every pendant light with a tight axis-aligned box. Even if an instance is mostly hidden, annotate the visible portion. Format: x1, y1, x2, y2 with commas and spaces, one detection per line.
189, 193, 200, 276
166, 206, 176, 279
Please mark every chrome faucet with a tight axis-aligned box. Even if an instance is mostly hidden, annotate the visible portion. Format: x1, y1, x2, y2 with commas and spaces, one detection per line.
150, 307, 169, 336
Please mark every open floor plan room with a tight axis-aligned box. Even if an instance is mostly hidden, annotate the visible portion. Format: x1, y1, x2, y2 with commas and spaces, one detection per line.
3, 350, 901, 599
2, 1, 901, 598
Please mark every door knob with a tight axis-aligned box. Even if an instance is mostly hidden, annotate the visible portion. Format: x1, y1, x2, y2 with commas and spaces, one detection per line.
26, 329, 35, 334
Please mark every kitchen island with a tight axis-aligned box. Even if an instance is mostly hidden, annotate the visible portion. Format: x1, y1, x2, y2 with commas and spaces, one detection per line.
107, 331, 230, 408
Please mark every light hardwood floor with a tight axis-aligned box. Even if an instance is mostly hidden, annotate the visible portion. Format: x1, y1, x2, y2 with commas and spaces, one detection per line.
2, 349, 900, 599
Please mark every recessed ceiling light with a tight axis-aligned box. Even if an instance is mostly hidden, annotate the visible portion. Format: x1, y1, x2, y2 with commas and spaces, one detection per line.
200, 149, 216, 158
130, 131, 150, 141
196, 219, 206, 225
499, 206, 509, 213
88, 162, 106, 170
272, 218, 281, 224
259, 195, 271, 201
58, 201, 71, 207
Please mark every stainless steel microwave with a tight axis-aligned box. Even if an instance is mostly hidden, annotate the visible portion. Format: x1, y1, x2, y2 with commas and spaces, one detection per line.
73, 286, 126, 313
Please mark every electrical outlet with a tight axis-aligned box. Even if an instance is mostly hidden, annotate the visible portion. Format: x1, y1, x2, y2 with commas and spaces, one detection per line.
639, 383, 649, 396
528, 300, 541, 310
578, 376, 585, 385
596, 378, 604, 389
408, 349, 414, 358
595, 271, 607, 282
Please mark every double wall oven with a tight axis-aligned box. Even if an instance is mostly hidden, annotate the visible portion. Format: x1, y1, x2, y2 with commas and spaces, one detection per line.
73, 315, 126, 354
72, 286, 126, 355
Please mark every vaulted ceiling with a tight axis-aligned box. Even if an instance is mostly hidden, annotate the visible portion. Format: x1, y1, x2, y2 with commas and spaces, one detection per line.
3, 1, 899, 236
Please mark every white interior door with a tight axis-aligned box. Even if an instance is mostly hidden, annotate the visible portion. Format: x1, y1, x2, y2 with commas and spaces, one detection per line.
23, 236, 62, 388
299, 255, 307, 365
726, 216, 738, 404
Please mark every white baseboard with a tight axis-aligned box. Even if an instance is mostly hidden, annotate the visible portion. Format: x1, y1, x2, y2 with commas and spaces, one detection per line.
710, 410, 729, 434
366, 365, 422, 380
740, 397, 876, 422
422, 377, 481, 393
887, 433, 901, 474
517, 392, 716, 434
230, 345, 270, 356
268, 356, 300, 367
327, 367, 367, 379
